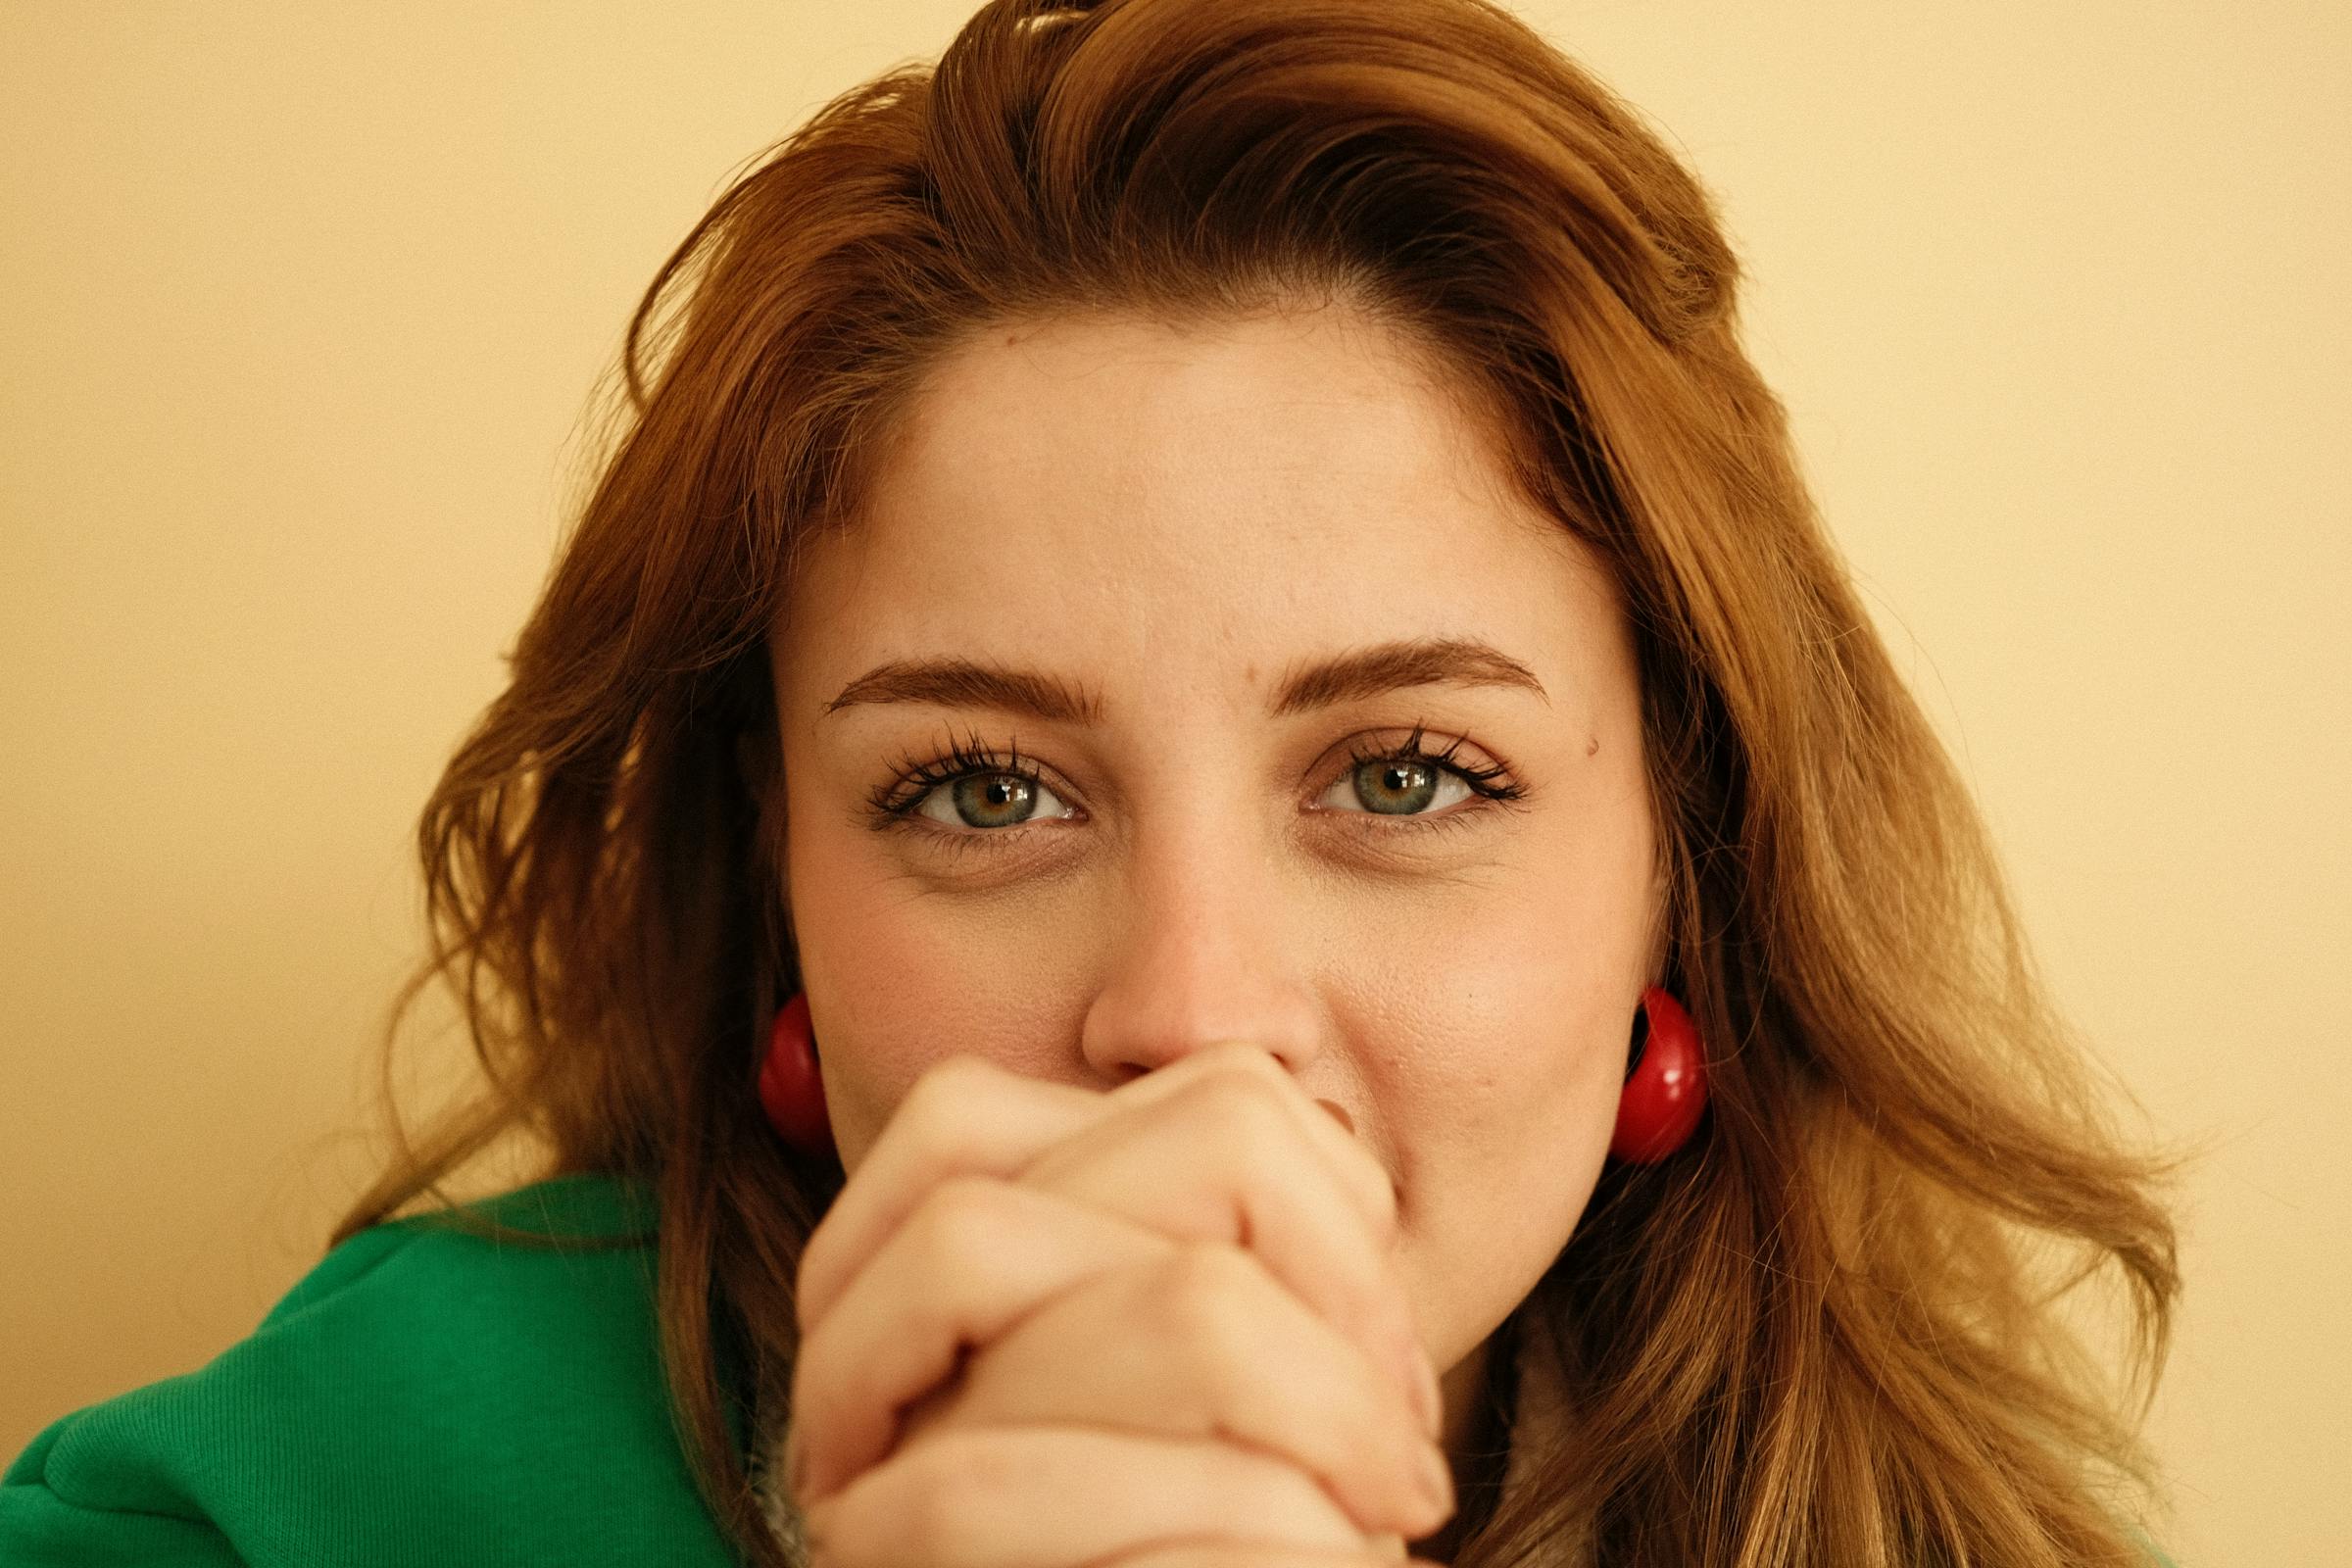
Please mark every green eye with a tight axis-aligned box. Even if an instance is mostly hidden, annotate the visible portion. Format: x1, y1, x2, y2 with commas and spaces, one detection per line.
867, 721, 1525, 854
1340, 756, 1453, 815
917, 769, 1070, 830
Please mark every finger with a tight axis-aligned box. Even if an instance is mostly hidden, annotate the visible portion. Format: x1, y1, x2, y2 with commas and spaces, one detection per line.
796, 1043, 1396, 1339
1104, 1544, 1436, 1568
1109, 1042, 1401, 1255
1018, 1064, 1438, 1439
913, 1241, 1454, 1541
795, 1054, 1106, 1335
789, 1173, 1175, 1504
801, 1423, 1376, 1568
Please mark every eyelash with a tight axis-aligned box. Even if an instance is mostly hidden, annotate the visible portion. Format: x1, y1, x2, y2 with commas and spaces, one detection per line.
865, 722, 1527, 856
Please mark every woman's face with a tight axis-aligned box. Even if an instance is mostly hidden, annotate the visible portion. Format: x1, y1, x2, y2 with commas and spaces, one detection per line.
765, 303, 1662, 1430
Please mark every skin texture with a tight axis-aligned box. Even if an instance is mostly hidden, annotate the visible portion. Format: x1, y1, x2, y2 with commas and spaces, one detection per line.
764, 303, 1663, 1559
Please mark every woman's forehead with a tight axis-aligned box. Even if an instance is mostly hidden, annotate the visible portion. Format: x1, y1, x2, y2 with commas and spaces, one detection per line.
874, 307, 1494, 510
771, 317, 1637, 747
786, 311, 1618, 661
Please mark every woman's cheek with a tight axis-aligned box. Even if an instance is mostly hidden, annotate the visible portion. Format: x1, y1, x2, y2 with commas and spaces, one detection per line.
796, 864, 1091, 1171
786, 839, 971, 1168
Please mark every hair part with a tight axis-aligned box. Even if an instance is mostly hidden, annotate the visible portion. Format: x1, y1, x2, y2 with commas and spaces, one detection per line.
332, 2, 2190, 1562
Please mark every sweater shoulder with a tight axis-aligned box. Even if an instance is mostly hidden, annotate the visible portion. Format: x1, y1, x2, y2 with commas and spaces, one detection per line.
1, 1174, 735, 1567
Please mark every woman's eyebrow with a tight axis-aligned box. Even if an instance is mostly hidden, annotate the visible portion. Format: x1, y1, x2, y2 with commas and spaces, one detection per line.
820, 636, 1548, 724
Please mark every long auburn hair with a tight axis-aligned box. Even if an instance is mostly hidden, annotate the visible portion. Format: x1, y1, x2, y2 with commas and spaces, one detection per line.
329, 1, 2187, 1562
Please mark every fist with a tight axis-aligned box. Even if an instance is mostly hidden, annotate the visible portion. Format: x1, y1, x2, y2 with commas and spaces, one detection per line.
784, 1044, 1455, 1568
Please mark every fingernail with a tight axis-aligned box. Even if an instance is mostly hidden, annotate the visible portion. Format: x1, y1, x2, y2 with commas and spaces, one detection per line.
1414, 1350, 1444, 1441
1417, 1445, 1455, 1518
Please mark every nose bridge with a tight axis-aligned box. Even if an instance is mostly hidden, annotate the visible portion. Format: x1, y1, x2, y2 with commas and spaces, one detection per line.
1077, 800, 1323, 1080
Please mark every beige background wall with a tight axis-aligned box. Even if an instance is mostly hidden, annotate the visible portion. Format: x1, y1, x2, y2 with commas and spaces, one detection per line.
4, 4, 2344, 1561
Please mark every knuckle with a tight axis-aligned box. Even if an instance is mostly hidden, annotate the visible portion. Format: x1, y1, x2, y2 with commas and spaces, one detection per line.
911, 1424, 1023, 1488
1153, 1243, 1262, 1349
1190, 1044, 1296, 1099
1106, 1550, 1336, 1568
1159, 1236, 1255, 1295
1181, 1066, 1295, 1150
897, 1429, 1022, 1547
1190, 1058, 1399, 1248
904, 1053, 999, 1134
906, 1174, 1006, 1273
1348, 1145, 1398, 1233
816, 1429, 1011, 1568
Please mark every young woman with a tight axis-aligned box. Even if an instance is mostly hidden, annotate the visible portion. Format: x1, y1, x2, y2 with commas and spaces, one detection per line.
1, 1, 2186, 1564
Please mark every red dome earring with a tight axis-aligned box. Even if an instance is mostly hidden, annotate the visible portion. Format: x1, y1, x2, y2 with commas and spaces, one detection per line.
1609, 985, 1709, 1163
760, 990, 837, 1162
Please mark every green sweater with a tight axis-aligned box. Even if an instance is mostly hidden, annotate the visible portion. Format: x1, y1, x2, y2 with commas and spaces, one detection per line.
3, 1172, 2181, 1566
1, 1173, 772, 1565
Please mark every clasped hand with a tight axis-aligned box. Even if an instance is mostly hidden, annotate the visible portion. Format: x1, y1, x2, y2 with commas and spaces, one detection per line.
783, 1042, 1456, 1568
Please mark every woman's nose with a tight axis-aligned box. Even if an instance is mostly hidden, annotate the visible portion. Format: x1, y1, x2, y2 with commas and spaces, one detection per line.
1074, 832, 1325, 1083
